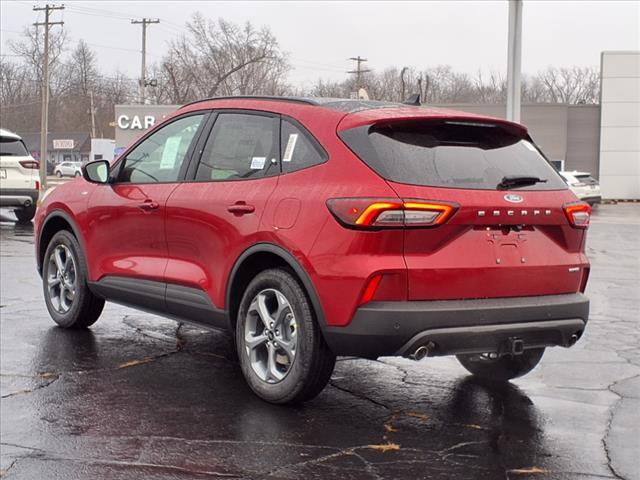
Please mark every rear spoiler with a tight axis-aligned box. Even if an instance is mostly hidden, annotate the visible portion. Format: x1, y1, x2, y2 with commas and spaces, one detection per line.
337, 109, 528, 137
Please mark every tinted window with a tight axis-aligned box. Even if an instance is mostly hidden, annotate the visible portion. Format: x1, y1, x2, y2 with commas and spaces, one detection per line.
575, 174, 598, 185
281, 119, 326, 173
0, 138, 29, 156
196, 113, 278, 181
341, 121, 567, 190
118, 114, 204, 184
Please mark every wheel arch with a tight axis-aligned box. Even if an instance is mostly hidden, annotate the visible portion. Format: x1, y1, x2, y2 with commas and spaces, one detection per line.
226, 243, 327, 334
37, 210, 85, 277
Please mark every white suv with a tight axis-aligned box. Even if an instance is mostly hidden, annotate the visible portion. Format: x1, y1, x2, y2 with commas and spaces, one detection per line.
0, 128, 40, 222
560, 171, 602, 206
53, 161, 82, 178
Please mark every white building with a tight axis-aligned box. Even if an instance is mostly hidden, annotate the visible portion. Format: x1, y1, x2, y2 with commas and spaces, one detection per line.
599, 51, 640, 200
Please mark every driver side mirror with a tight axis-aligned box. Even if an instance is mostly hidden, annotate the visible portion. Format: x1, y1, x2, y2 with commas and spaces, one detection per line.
82, 160, 110, 184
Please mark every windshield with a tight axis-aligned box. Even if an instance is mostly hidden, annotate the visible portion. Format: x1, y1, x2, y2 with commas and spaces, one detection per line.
340, 120, 567, 191
0, 137, 29, 157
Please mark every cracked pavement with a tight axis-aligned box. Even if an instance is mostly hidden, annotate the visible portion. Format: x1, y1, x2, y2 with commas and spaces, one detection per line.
1, 203, 639, 479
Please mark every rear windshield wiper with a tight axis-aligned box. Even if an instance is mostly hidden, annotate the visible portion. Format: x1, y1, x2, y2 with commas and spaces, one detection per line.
497, 175, 548, 190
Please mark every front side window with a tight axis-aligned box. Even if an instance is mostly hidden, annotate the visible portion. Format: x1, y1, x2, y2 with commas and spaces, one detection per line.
118, 114, 204, 184
196, 113, 278, 181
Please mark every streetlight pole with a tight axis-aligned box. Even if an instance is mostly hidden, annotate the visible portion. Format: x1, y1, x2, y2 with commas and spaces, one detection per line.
506, 0, 523, 122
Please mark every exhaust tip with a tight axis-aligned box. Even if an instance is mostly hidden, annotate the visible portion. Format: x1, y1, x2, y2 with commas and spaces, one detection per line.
24, 199, 32, 207
410, 345, 429, 361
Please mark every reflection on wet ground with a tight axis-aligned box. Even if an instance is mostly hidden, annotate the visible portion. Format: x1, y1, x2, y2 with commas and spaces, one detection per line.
1, 204, 639, 479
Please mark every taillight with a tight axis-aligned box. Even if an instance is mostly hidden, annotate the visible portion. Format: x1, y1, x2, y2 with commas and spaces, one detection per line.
563, 202, 591, 229
326, 198, 457, 229
19, 160, 39, 169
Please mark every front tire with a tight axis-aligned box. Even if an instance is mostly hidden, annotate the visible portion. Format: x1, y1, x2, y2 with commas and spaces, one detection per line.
456, 348, 545, 381
42, 230, 104, 328
14, 205, 36, 222
56, 171, 62, 177
236, 268, 336, 404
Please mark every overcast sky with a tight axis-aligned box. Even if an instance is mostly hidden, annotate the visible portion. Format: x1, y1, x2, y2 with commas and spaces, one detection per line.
1, 0, 638, 89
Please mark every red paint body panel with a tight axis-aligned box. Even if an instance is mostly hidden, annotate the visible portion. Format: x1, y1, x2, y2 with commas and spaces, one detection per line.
164, 176, 279, 308
35, 97, 591, 332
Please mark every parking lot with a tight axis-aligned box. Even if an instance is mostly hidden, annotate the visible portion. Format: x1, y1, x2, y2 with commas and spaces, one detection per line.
0, 203, 638, 480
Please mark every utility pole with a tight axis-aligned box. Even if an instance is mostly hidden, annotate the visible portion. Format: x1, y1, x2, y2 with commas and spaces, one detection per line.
347, 56, 370, 91
400, 67, 408, 101
506, 0, 523, 122
89, 90, 96, 138
33, 3, 64, 192
131, 18, 159, 105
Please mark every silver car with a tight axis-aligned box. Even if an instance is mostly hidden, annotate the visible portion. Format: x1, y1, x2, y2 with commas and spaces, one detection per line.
53, 161, 83, 178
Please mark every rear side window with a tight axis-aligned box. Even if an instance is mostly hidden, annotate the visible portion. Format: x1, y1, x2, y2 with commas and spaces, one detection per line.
280, 119, 326, 173
340, 120, 567, 190
196, 113, 278, 181
0, 137, 29, 156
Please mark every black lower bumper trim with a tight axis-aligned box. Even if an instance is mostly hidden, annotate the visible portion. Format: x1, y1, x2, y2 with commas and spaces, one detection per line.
323, 293, 589, 358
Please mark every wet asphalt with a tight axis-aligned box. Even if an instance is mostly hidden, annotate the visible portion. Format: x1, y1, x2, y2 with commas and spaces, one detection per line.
0, 204, 639, 480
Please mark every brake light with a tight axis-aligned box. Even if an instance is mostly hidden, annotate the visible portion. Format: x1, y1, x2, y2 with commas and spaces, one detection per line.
327, 198, 457, 229
19, 160, 39, 169
563, 203, 591, 228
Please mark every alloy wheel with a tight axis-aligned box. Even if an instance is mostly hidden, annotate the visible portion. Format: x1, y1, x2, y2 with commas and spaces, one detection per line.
244, 288, 298, 383
46, 244, 77, 313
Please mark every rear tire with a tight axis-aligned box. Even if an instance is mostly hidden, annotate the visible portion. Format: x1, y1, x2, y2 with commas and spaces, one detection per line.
456, 348, 545, 381
14, 205, 36, 222
75, 171, 81, 177
236, 268, 336, 404
42, 230, 104, 328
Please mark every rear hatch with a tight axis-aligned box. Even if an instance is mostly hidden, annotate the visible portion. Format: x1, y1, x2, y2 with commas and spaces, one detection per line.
339, 116, 590, 300
0, 135, 39, 189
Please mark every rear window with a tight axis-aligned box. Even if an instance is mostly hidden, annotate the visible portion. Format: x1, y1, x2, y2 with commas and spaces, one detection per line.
340, 120, 567, 190
0, 137, 29, 156
575, 174, 598, 185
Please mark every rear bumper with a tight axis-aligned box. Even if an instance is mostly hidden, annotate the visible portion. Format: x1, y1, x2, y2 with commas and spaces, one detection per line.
323, 293, 589, 358
0, 188, 38, 208
581, 195, 602, 205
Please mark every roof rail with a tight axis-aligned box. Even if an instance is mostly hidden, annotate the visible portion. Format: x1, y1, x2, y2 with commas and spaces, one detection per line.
179, 95, 319, 110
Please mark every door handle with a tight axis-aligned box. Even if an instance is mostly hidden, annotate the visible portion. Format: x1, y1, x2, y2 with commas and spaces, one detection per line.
227, 202, 255, 215
139, 200, 159, 211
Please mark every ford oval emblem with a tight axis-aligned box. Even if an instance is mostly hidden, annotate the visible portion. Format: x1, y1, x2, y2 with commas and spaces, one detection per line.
504, 194, 523, 203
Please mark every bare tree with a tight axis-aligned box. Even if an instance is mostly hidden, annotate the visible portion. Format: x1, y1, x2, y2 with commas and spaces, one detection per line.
9, 24, 67, 97
536, 66, 599, 104
155, 14, 290, 103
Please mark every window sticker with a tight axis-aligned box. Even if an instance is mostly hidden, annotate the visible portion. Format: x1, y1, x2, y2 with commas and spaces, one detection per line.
160, 136, 182, 169
282, 133, 299, 162
250, 156, 266, 170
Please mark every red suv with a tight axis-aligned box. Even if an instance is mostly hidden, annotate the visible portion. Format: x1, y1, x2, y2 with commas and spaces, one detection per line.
35, 97, 591, 404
